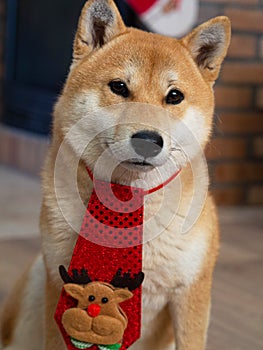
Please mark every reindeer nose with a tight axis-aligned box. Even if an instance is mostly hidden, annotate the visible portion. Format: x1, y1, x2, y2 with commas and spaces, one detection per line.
87, 304, 101, 318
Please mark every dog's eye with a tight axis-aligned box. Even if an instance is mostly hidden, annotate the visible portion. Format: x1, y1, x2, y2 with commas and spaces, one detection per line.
166, 89, 184, 105
88, 295, 95, 302
109, 80, 130, 98
101, 297, 109, 304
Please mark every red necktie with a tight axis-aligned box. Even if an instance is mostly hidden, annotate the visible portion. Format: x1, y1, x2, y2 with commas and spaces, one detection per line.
55, 169, 180, 350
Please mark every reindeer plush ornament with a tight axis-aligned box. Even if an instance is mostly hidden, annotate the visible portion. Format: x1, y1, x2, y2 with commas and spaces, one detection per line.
59, 266, 144, 350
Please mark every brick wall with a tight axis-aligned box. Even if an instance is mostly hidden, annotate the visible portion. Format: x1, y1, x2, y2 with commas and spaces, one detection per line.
200, 0, 263, 204
0, 0, 262, 204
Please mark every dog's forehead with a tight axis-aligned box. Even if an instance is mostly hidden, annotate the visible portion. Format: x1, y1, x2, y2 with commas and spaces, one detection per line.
80, 30, 191, 81
103, 33, 203, 93
110, 32, 187, 74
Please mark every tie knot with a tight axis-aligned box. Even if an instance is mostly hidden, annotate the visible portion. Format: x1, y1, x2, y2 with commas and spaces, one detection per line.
93, 179, 144, 214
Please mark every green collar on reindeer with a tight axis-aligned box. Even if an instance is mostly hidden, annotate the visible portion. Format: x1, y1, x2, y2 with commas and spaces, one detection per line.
71, 338, 121, 350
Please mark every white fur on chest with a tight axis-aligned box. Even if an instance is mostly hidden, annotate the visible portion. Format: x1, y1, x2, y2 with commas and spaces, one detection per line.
143, 227, 207, 292
139, 209, 207, 345
142, 180, 208, 291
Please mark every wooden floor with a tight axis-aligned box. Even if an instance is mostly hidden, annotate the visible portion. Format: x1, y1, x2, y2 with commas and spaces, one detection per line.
208, 207, 263, 350
0, 166, 262, 349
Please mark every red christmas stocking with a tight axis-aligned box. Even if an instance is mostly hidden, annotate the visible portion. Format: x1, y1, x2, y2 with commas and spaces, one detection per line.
126, 0, 198, 38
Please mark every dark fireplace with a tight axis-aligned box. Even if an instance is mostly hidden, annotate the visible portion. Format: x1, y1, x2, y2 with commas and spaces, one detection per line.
3, 0, 145, 135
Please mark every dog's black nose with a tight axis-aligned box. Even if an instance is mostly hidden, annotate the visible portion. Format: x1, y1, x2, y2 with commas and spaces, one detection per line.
131, 131, 164, 158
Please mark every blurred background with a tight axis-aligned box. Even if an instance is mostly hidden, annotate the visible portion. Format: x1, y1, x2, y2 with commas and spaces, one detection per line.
0, 0, 262, 349
0, 0, 263, 204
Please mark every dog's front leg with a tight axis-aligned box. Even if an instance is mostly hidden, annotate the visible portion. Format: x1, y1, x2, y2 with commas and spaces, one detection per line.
45, 276, 66, 350
169, 273, 212, 350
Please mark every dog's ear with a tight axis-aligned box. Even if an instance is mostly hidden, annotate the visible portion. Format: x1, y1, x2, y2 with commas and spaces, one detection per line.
73, 0, 126, 60
181, 16, 231, 83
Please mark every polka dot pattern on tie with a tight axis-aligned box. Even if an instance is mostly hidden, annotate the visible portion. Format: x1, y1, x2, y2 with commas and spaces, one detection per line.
80, 179, 144, 248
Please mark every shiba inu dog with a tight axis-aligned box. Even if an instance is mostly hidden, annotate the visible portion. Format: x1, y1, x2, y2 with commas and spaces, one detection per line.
0, 1, 231, 349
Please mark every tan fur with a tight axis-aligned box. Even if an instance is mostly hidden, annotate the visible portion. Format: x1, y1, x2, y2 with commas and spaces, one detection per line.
1, 255, 45, 350
1, 1, 231, 349
0, 267, 29, 346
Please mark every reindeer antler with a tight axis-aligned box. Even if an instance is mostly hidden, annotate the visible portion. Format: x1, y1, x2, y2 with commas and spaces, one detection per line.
110, 268, 144, 291
59, 265, 92, 285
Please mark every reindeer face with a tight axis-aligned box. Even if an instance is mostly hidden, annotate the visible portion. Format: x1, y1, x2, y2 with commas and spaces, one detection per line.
64, 282, 133, 313
59, 266, 144, 348
62, 282, 132, 346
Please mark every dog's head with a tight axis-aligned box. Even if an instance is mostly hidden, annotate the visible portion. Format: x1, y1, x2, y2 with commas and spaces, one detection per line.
54, 0, 231, 188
